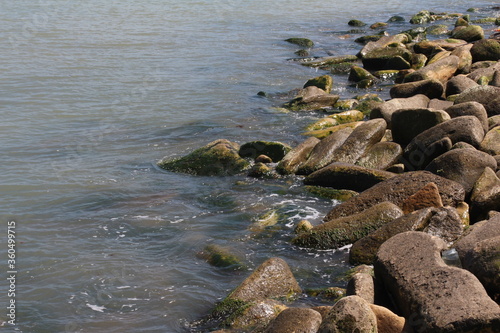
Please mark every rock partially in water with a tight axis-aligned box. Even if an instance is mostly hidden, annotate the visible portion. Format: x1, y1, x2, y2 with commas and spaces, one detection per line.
450, 24, 484, 42
239, 140, 291, 162
285, 37, 314, 48
404, 55, 460, 84
370, 94, 430, 126
303, 74, 333, 93
276, 137, 320, 175
197, 244, 246, 270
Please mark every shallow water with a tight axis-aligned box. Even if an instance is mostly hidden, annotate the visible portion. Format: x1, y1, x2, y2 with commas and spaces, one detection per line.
0, 0, 497, 332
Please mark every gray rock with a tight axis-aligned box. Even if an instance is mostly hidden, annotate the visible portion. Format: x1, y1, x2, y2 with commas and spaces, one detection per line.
427, 98, 453, 110
284, 86, 340, 111
445, 101, 489, 133
445, 75, 478, 97
231, 299, 286, 331
323, 171, 465, 221
389, 79, 444, 99
489, 115, 500, 130
355, 141, 403, 170
481, 125, 500, 155
454, 213, 500, 258
263, 307, 322, 333
362, 46, 412, 70
425, 148, 497, 194
358, 34, 409, 58
424, 206, 464, 243
370, 94, 430, 127
276, 137, 320, 175
318, 296, 378, 333
404, 55, 460, 84
346, 272, 375, 304
304, 162, 396, 192
375, 231, 500, 332
470, 167, 500, 221
454, 85, 500, 116
392, 108, 451, 146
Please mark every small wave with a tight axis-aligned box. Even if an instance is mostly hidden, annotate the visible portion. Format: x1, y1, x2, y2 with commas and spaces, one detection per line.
86, 303, 106, 312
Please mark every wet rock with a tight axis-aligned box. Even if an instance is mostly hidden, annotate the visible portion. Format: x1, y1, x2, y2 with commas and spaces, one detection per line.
306, 287, 346, 303
305, 117, 339, 132
355, 141, 403, 170
328, 110, 364, 124
346, 272, 375, 304
350, 207, 434, 265
370, 94, 430, 126
158, 139, 250, 176
470, 38, 500, 62
375, 231, 500, 333
305, 186, 358, 202
284, 87, 340, 111
197, 244, 246, 270
348, 65, 377, 83
247, 162, 274, 178
424, 206, 464, 243
255, 154, 273, 164
389, 79, 444, 99
292, 201, 403, 249
404, 55, 460, 84
411, 53, 428, 69
318, 296, 377, 333
276, 137, 320, 175
358, 34, 410, 58
402, 182, 443, 214
285, 37, 314, 48
231, 299, 286, 331
348, 19, 366, 27
427, 24, 450, 36
445, 101, 489, 133
470, 167, 500, 221
301, 55, 360, 68
297, 128, 353, 175
304, 162, 396, 192
403, 116, 485, 170
369, 304, 405, 333
303, 121, 363, 139
304, 75, 333, 93
450, 24, 484, 42
425, 148, 497, 194
481, 126, 500, 155
361, 45, 412, 70
239, 141, 291, 162
263, 307, 322, 333
333, 98, 359, 111
445, 75, 478, 97
391, 108, 451, 146
323, 171, 465, 221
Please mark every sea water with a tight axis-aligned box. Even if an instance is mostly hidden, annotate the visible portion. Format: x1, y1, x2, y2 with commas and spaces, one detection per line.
0, 0, 496, 331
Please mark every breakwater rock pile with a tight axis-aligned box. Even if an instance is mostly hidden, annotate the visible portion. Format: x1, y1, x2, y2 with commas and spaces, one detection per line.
159, 7, 500, 333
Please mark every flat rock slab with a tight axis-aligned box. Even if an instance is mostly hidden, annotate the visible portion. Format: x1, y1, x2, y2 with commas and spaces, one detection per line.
375, 231, 500, 332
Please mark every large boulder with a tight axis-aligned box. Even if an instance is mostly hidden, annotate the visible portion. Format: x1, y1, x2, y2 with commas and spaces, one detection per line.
375, 231, 500, 332
346, 272, 375, 304
239, 141, 291, 162
481, 126, 500, 155
445, 75, 478, 97
318, 296, 378, 333
425, 148, 497, 194
370, 94, 430, 126
445, 101, 489, 133
304, 162, 395, 192
402, 116, 485, 170
391, 108, 451, 146
390, 79, 444, 99
404, 55, 460, 84
158, 139, 250, 176
263, 307, 323, 333
453, 85, 500, 116
276, 137, 320, 175
470, 167, 500, 221
355, 141, 403, 170
292, 201, 403, 249
323, 171, 465, 221
362, 45, 412, 70
450, 24, 484, 42
470, 38, 500, 62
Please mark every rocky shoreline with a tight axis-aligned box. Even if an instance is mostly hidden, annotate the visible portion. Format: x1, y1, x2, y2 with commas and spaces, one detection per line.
159, 7, 500, 333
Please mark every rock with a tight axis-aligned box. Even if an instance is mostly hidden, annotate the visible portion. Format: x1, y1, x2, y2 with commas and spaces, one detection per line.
305, 186, 358, 202
304, 75, 334, 93
292, 201, 403, 249
489, 115, 500, 130
445, 75, 478, 97
467, 66, 498, 83
312, 306, 334, 320
304, 162, 396, 192
301, 55, 360, 68
231, 299, 287, 331
350, 207, 435, 265
427, 50, 452, 65
450, 24, 484, 42
276, 137, 320, 175
328, 110, 364, 124
370, 22, 388, 29
295, 220, 313, 234
403, 116, 485, 170
303, 122, 363, 139
239, 141, 291, 162
255, 155, 273, 164
455, 214, 500, 255
428, 98, 453, 110
306, 287, 346, 303
358, 35, 410, 59
450, 44, 473, 74
247, 162, 274, 178
481, 126, 500, 155
334, 99, 359, 111
424, 206, 464, 243
470, 38, 500, 62
391, 108, 451, 146
470, 167, 500, 221
323, 171, 465, 221
355, 141, 403, 170
401, 182, 443, 214
318, 296, 378, 333
370, 94, 430, 126
197, 244, 246, 270
425, 148, 497, 194
348, 19, 366, 27
375, 231, 500, 332
404, 55, 460, 84
348, 65, 377, 83
445, 101, 489, 133
285, 37, 314, 48
410, 10, 433, 24
263, 307, 322, 333
427, 24, 450, 36
305, 117, 339, 132
283, 86, 340, 112
346, 272, 375, 304
361, 45, 412, 70
390, 79, 444, 99
369, 304, 405, 333
297, 128, 353, 175
158, 139, 249, 176
413, 40, 445, 58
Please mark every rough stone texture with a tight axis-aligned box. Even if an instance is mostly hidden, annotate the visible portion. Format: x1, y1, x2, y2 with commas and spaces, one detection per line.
324, 171, 465, 221
454, 214, 500, 259
470, 38, 500, 62
358, 34, 409, 58
328, 110, 364, 124
304, 75, 333, 93
284, 87, 340, 112
276, 137, 320, 175
489, 115, 500, 130
403, 116, 485, 170
231, 299, 286, 331
375, 231, 500, 333
450, 24, 484, 42
239, 141, 291, 162
304, 162, 396, 192
401, 182, 443, 214
391, 108, 451, 146
346, 272, 375, 304
158, 139, 249, 176
428, 98, 453, 110
425, 148, 497, 194
454, 85, 500, 116
389, 79, 444, 99
404, 55, 460, 84
263, 307, 323, 333
369, 304, 405, 333
424, 206, 464, 243
450, 44, 473, 74
470, 167, 500, 221
297, 128, 353, 175
445, 75, 478, 97
481, 126, 500, 155
370, 94, 430, 126
350, 207, 434, 265
318, 296, 378, 333
293, 201, 403, 250
355, 141, 403, 170
445, 101, 489, 133
349, 65, 376, 82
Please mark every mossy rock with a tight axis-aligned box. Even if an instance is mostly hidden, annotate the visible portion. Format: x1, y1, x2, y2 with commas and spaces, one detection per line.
388, 16, 405, 22
333, 99, 359, 111
354, 97, 384, 116
305, 117, 339, 132
158, 139, 250, 176
210, 297, 253, 327
370, 22, 388, 29
304, 75, 333, 93
285, 37, 314, 48
451, 25, 484, 42
330, 62, 357, 74
427, 24, 450, 35
251, 209, 280, 230
348, 65, 376, 83
410, 10, 433, 24
197, 244, 246, 270
301, 55, 359, 68
355, 35, 384, 44
471, 17, 497, 24
239, 141, 291, 162
348, 19, 366, 27
328, 110, 364, 124
302, 122, 363, 139
305, 186, 358, 201
306, 287, 346, 302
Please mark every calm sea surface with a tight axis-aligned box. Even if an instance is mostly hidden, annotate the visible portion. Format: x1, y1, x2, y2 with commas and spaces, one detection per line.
0, 0, 497, 332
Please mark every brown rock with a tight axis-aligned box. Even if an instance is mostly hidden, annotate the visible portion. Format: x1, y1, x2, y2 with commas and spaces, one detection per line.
424, 206, 464, 243
346, 272, 375, 304
481, 126, 500, 155
369, 304, 405, 333
276, 137, 320, 175
391, 108, 451, 146
402, 182, 443, 214
263, 307, 322, 333
404, 55, 460, 84
355, 141, 403, 170
390, 79, 444, 99
370, 94, 430, 126
470, 167, 500, 221
454, 85, 500, 116
445, 101, 489, 133
318, 296, 378, 333
445, 75, 478, 97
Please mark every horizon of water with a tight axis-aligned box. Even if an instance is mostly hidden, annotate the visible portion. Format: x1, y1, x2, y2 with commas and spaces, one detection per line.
0, 0, 497, 332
